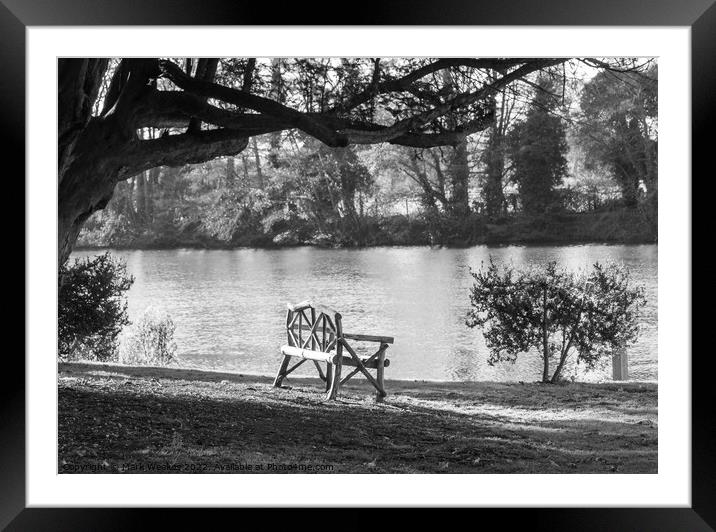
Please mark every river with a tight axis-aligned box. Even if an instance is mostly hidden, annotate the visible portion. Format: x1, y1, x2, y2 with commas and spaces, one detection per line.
71, 244, 658, 382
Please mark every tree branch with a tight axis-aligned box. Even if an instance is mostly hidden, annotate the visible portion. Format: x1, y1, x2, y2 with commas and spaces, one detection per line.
134, 90, 495, 148
108, 59, 160, 127
159, 59, 348, 147
339, 59, 564, 144
332, 58, 535, 113
187, 58, 219, 133
133, 59, 557, 151
118, 128, 249, 180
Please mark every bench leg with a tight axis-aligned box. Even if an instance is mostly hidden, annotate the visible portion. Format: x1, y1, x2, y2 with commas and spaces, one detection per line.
326, 361, 341, 400
375, 345, 387, 402
273, 354, 291, 387
325, 363, 333, 392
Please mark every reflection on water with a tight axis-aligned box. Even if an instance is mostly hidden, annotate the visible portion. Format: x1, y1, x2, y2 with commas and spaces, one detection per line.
71, 245, 657, 382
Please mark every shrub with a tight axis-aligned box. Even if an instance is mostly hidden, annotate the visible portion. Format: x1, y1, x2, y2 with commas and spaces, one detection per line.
58, 252, 134, 361
119, 307, 177, 366
466, 260, 645, 383
362, 215, 425, 246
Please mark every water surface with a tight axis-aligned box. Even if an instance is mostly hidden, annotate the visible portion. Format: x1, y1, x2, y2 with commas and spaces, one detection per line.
72, 245, 657, 382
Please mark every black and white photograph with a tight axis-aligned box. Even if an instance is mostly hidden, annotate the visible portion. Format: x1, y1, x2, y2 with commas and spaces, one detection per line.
56, 55, 659, 475
4, 0, 707, 521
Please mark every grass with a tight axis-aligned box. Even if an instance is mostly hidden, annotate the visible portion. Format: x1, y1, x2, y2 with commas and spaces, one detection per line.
58, 361, 657, 474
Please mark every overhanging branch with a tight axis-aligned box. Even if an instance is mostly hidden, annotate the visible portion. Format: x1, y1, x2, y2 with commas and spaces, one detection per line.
135, 91, 492, 148
118, 128, 250, 180
159, 59, 348, 148
339, 59, 564, 144
332, 58, 536, 113
131, 58, 564, 153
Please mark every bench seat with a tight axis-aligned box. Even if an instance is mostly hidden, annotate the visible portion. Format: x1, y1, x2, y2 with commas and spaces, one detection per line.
280, 345, 390, 369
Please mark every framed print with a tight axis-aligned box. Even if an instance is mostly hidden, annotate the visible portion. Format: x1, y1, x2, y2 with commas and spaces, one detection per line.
5, 0, 712, 528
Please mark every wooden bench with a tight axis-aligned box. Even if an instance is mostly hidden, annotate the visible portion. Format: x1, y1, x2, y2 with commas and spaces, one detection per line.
272, 301, 394, 400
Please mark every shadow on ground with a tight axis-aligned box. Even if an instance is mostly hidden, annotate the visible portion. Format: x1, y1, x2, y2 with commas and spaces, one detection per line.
58, 362, 657, 474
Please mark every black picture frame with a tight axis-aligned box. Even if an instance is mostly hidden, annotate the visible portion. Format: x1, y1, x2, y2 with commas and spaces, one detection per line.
4, 0, 711, 528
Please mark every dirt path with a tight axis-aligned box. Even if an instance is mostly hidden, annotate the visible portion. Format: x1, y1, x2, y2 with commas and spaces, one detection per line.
58, 362, 657, 474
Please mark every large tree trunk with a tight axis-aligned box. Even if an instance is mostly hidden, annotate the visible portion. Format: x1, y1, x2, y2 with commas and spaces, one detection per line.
57, 59, 253, 266
58, 58, 160, 265
58, 59, 114, 265
58, 121, 250, 266
58, 119, 135, 265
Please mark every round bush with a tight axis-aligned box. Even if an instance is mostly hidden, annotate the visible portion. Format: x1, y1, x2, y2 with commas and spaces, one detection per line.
58, 252, 134, 361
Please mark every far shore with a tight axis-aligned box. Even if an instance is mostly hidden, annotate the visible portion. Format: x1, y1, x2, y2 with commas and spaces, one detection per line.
73, 237, 657, 254
59, 361, 657, 474
75, 209, 657, 252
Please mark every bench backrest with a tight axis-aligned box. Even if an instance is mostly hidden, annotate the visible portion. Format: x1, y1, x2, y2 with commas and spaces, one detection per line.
285, 301, 343, 353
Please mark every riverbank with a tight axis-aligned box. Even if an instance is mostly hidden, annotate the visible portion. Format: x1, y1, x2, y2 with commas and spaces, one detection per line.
75, 208, 657, 252
59, 362, 657, 474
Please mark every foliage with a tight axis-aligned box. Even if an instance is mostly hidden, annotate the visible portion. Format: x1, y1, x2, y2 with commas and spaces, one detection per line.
480, 125, 509, 218
508, 76, 569, 215
58, 252, 134, 361
119, 307, 177, 366
289, 141, 375, 245
466, 260, 645, 383
478, 87, 517, 220
74, 60, 658, 250
577, 65, 658, 207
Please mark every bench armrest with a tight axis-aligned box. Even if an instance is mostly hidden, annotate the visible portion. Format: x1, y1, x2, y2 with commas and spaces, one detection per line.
342, 332, 394, 344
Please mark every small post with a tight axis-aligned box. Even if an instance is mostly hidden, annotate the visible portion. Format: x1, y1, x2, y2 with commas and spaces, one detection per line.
612, 348, 629, 381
